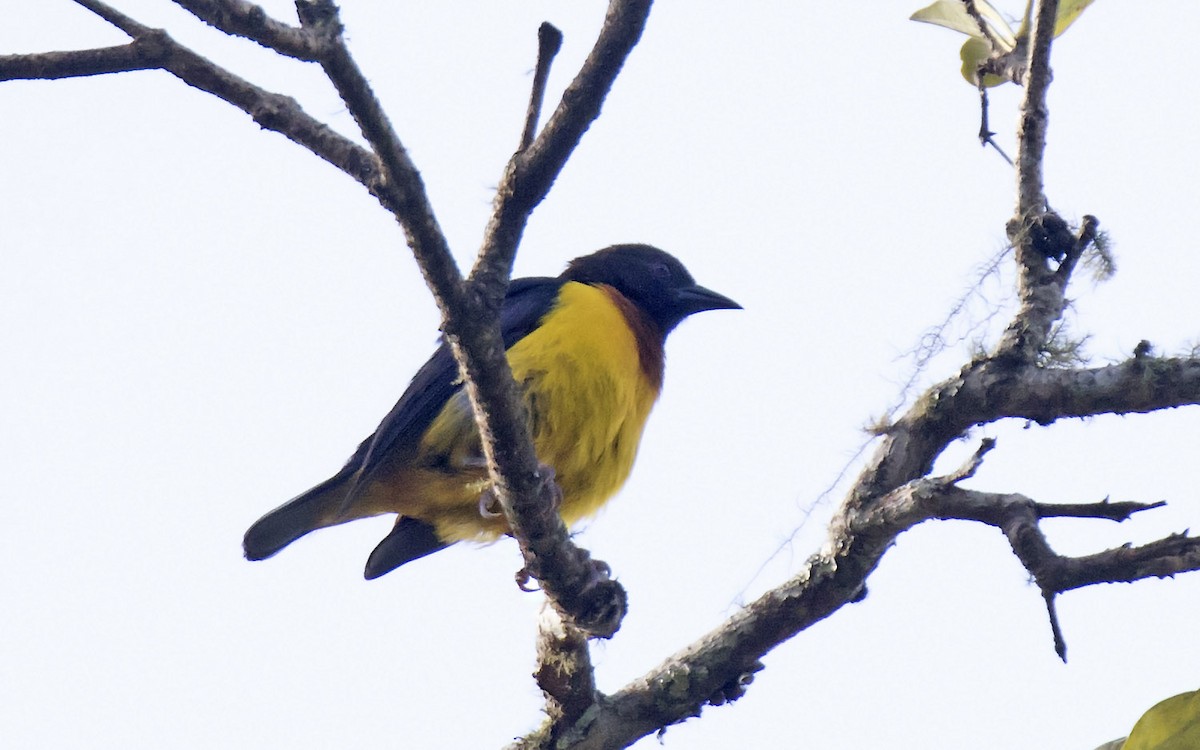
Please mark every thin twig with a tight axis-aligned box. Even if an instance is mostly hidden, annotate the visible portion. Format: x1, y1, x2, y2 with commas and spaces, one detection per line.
469, 0, 654, 293
1044, 591, 1067, 661
73, 0, 151, 36
977, 81, 1014, 166
519, 23, 564, 152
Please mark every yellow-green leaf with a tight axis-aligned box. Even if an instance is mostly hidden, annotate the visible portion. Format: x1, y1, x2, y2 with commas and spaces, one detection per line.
910, 0, 1017, 49
1054, 0, 1096, 36
915, 0, 1099, 88
1123, 689, 1200, 750
959, 36, 1007, 87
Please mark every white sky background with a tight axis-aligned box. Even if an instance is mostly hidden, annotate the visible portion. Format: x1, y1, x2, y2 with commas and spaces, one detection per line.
3, 2, 1199, 748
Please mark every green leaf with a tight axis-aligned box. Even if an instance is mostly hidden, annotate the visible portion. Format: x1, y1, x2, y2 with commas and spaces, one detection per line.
1123, 689, 1200, 750
959, 36, 1007, 87
910, 0, 1017, 49
1054, 0, 1097, 36
915, 0, 1099, 88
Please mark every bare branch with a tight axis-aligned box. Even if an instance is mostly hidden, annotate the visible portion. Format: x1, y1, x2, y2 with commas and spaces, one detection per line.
436, 0, 654, 638
529, 456, 1193, 745
5, 0, 644, 638
923, 485, 1200, 659
1044, 591, 1067, 660
294, 0, 462, 306
0, 9, 384, 199
0, 43, 159, 80
1053, 214, 1099, 285
171, 0, 324, 60
74, 0, 151, 36
518, 23, 564, 153
1014, 0, 1059, 217
943, 436, 996, 483
1035, 498, 1167, 521
470, 0, 654, 293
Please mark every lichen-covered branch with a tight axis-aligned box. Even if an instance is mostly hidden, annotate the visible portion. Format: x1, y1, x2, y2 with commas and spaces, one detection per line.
1014, 0, 1059, 219
520, 442, 1200, 747
514, 604, 599, 749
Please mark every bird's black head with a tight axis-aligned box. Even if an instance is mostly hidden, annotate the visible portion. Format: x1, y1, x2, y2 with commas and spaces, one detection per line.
562, 244, 741, 334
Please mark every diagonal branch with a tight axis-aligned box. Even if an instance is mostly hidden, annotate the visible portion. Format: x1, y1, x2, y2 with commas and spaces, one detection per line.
437, 0, 654, 639
526, 459, 1199, 747
4, 0, 649, 639
518, 23, 565, 153
293, 0, 463, 311
74, 0, 151, 36
469, 0, 654, 295
171, 0, 324, 60
281, 1, 651, 635
1, 4, 383, 200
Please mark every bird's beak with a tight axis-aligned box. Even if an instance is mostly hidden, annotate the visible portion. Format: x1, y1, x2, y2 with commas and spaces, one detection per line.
675, 284, 742, 315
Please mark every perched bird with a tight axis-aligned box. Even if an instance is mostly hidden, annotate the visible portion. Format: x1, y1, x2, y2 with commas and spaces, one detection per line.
243, 244, 740, 579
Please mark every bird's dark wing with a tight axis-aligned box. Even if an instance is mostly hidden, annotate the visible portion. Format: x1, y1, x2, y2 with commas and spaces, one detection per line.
346, 276, 564, 489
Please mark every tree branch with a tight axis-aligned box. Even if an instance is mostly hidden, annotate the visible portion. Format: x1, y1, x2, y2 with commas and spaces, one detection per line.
518, 23, 564, 152
0, 43, 159, 80
10, 2, 1197, 746
924, 484, 1199, 659
1014, 0, 1058, 219
438, 0, 654, 639
6, 0, 648, 639
520, 340, 1200, 742
992, 0, 1067, 365
74, 0, 151, 36
171, 0, 324, 60
469, 0, 654, 293
0, 8, 384, 198
284, 0, 648, 636
517, 604, 599, 749
295, 0, 463, 310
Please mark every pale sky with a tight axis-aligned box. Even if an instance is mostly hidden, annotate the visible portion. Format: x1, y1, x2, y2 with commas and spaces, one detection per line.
3, 2, 1199, 748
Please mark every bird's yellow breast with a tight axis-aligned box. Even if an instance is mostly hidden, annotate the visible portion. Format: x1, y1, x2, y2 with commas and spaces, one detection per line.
412, 281, 661, 543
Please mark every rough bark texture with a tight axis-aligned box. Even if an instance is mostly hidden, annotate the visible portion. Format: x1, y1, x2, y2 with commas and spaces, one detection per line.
3, 2, 1199, 748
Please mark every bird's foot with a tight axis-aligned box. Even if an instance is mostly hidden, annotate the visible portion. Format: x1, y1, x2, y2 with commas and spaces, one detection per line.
477, 462, 560, 519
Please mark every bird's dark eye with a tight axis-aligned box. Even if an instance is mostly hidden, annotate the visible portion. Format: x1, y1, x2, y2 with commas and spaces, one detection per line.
649, 262, 672, 283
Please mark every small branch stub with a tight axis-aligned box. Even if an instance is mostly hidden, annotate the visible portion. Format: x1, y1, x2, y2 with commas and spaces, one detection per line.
519, 23, 564, 152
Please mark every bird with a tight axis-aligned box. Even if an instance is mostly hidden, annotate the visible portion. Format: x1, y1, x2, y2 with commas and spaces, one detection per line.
242, 244, 740, 579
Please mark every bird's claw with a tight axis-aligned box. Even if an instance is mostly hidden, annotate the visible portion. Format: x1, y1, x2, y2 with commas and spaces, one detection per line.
516, 566, 540, 592
478, 487, 504, 518
477, 462, 561, 520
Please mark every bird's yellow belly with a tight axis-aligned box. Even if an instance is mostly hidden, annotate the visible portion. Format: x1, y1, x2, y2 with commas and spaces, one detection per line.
407, 282, 659, 543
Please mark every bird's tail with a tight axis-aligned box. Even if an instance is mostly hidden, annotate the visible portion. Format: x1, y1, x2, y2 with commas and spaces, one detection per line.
243, 470, 356, 561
